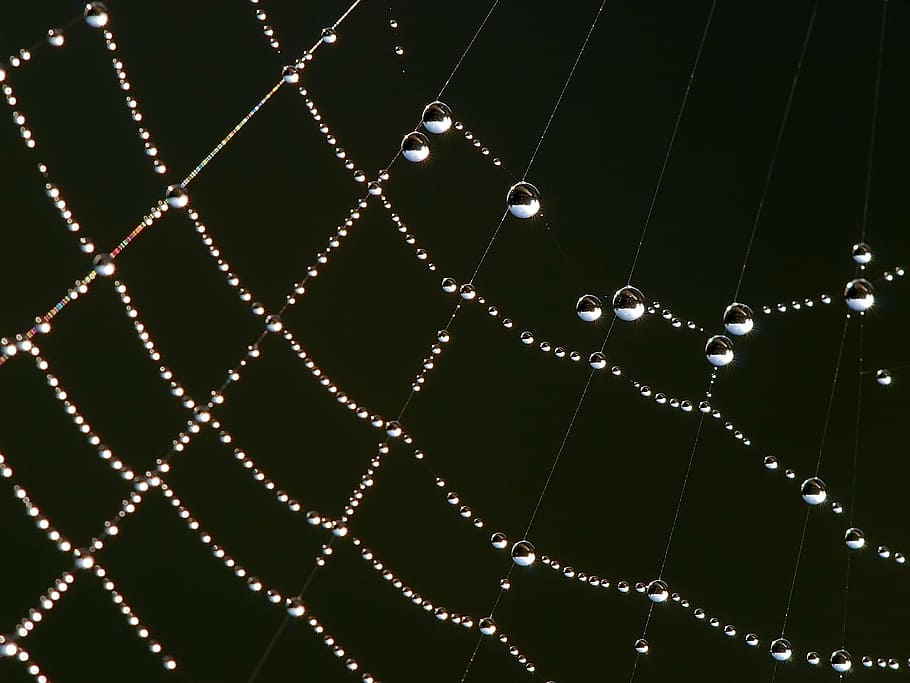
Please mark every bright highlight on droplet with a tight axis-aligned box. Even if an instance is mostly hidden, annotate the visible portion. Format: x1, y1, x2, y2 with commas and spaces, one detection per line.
723, 302, 754, 336
506, 182, 541, 218
401, 131, 430, 162
576, 294, 602, 322
612, 286, 646, 322
422, 101, 452, 135
844, 277, 874, 311
705, 335, 734, 367
511, 540, 536, 567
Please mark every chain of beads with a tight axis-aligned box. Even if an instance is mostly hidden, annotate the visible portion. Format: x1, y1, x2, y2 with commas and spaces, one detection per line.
247, 0, 282, 53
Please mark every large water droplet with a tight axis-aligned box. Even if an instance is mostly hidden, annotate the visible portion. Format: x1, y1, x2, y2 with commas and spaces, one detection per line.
84, 3, 109, 28
166, 185, 189, 209
647, 579, 669, 603
589, 352, 607, 369
422, 101, 452, 134
321, 28, 337, 44
705, 335, 734, 367
511, 540, 536, 567
479, 617, 496, 636
844, 278, 874, 312
93, 253, 115, 277
612, 286, 645, 321
507, 182, 541, 218
801, 477, 827, 505
844, 527, 865, 549
634, 638, 649, 654
401, 131, 430, 162
770, 638, 792, 662
831, 650, 852, 673
723, 303, 754, 336
852, 242, 871, 264
576, 294, 602, 322
876, 369, 892, 386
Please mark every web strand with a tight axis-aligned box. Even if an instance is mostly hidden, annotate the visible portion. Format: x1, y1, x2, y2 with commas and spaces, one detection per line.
860, 0, 889, 242
732, 0, 818, 302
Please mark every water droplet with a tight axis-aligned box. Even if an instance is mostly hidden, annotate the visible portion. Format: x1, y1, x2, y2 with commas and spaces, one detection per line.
807, 652, 820, 665
490, 532, 509, 549
93, 253, 115, 277
401, 131, 430, 162
723, 303, 754, 336
47, 29, 65, 47
770, 638, 792, 662
165, 185, 189, 209
705, 335, 734, 367
831, 650, 852, 673
844, 278, 874, 312
265, 315, 283, 333
422, 101, 452, 134
852, 242, 872, 264
394, 45, 404, 56
612, 286, 646, 321
845, 527, 865, 549
511, 540, 536, 567
479, 617, 496, 635
588, 352, 607, 370
634, 638, 649, 654
576, 294, 602, 322
800, 477, 827, 505
745, 634, 759, 647
459, 283, 476, 300
287, 598, 306, 617
647, 579, 669, 603
507, 182, 541, 219
282, 66, 299, 84
321, 28, 337, 44
441, 277, 457, 293
876, 369, 892, 386
84, 2, 109, 28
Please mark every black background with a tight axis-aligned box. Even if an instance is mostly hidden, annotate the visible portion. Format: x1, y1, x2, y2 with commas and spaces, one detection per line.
2, 1, 910, 682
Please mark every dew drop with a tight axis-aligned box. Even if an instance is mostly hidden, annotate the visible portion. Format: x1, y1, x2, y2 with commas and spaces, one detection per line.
844, 278, 874, 312
612, 286, 646, 322
723, 303, 754, 336
422, 101, 452, 134
705, 335, 734, 367
401, 131, 430, 162
576, 294, 602, 322
506, 182, 541, 219
511, 540, 536, 567
800, 477, 827, 505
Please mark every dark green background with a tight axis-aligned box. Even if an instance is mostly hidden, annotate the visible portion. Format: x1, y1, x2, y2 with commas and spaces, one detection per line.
2, 1, 909, 681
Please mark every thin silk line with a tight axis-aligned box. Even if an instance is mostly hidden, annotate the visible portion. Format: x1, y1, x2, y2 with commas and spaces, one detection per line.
333, 0, 364, 29
780, 508, 811, 635
814, 315, 850, 474
626, 0, 718, 285
860, 0, 889, 242
522, 0, 608, 179
733, 0, 818, 302
842, 321, 864, 646
437, 0, 501, 99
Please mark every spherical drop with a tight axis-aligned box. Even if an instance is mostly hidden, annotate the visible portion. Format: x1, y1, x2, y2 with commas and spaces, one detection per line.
844, 278, 874, 312
723, 303, 754, 336
401, 131, 430, 162
876, 369, 892, 386
479, 617, 496, 636
831, 650, 852, 673
807, 652, 820, 665
576, 294, 602, 322
845, 527, 865, 550
287, 598, 306, 618
84, 2, 109, 28
610, 286, 645, 322
265, 315, 283, 333
321, 28, 337, 44
647, 579, 669, 603
490, 532, 509, 550
421, 101, 452, 134
506, 182, 541, 219
47, 29, 65, 47
93, 253, 115, 277
589, 352, 607, 370
852, 242, 872, 264
705, 335, 734, 367
770, 638, 792, 662
801, 477, 827, 505
634, 638, 649, 654
511, 540, 536, 567
165, 185, 189, 209
282, 66, 299, 84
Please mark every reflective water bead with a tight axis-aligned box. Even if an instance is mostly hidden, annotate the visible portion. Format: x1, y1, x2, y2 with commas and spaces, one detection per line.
490, 532, 509, 549
723, 303, 754, 336
47, 29, 65, 47
478, 617, 496, 636
282, 66, 299, 84
831, 650, 852, 673
844, 278, 874, 312
84, 2, 109, 28
401, 131, 430, 162
852, 242, 872, 264
807, 652, 820, 665
647, 579, 669, 603
367, 181, 382, 196
589, 352, 607, 370
422, 101, 453, 134
745, 634, 759, 647
265, 315, 283, 333
612, 286, 646, 322
441, 277, 457, 293
876, 369, 892, 386
459, 284, 476, 300
507, 182, 541, 219
634, 638, 649, 654
705, 335, 734, 367
321, 28, 337, 44
93, 253, 115, 277
165, 185, 189, 209
800, 477, 827, 505
576, 294, 602, 322
287, 598, 306, 617
770, 638, 792, 662
511, 540, 536, 567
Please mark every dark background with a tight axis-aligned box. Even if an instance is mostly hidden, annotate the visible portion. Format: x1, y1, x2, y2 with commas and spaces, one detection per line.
2, 1, 909, 682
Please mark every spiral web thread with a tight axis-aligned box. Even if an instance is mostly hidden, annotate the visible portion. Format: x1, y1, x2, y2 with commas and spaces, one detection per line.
0, 2, 907, 682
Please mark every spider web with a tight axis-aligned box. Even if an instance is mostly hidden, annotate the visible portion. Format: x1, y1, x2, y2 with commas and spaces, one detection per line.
1, 1, 909, 682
